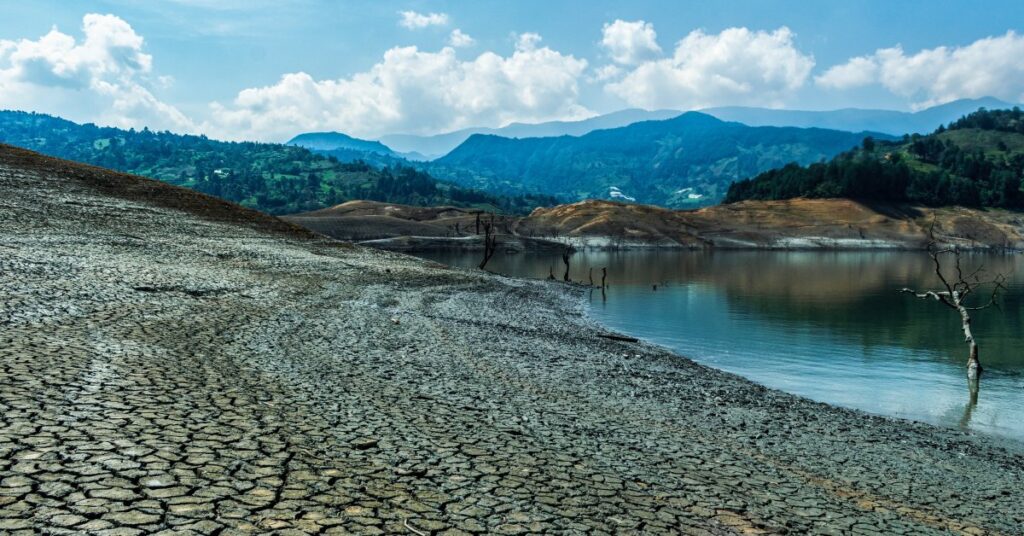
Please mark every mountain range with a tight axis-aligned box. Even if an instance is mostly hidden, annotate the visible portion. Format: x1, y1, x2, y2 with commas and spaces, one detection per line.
377, 108, 683, 159
300, 98, 1016, 160
427, 112, 888, 207
0, 110, 553, 215
704, 97, 1017, 137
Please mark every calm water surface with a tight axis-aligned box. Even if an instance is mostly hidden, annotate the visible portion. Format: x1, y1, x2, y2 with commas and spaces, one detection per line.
417, 249, 1024, 443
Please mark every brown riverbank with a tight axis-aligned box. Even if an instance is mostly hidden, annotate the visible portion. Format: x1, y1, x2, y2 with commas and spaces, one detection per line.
286, 198, 1024, 252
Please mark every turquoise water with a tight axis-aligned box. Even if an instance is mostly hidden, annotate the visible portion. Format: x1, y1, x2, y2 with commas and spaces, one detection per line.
417, 249, 1024, 442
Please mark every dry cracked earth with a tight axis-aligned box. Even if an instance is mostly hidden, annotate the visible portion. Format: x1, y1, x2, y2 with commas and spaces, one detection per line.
1, 146, 1024, 535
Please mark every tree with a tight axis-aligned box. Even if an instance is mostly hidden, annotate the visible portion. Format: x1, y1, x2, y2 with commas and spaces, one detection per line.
478, 213, 498, 270
900, 239, 1007, 379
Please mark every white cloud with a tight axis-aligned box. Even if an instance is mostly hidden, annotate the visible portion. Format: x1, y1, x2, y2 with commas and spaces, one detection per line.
515, 32, 543, 51
206, 34, 591, 141
815, 56, 877, 89
817, 31, 1024, 108
601, 19, 662, 65
591, 64, 623, 82
0, 14, 193, 132
448, 29, 475, 48
398, 11, 448, 29
605, 27, 814, 110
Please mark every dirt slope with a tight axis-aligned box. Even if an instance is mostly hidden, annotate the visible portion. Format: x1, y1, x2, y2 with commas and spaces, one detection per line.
0, 143, 316, 239
525, 198, 1024, 249
287, 197, 1024, 250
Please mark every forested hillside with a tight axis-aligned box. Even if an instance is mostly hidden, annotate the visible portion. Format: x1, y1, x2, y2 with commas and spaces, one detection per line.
429, 112, 884, 207
0, 111, 554, 214
725, 108, 1024, 209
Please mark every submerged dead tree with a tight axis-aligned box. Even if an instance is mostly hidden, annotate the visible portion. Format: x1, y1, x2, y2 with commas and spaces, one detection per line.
478, 213, 498, 270
901, 242, 1007, 379
562, 249, 572, 282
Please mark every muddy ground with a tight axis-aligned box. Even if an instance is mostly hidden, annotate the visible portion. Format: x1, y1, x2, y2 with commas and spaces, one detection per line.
2, 147, 1023, 534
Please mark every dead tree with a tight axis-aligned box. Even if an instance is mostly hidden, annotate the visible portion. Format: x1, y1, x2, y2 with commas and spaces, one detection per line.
478, 214, 498, 270
588, 268, 594, 286
475, 212, 481, 235
561, 249, 572, 282
547, 264, 556, 280
601, 267, 608, 289
901, 242, 1007, 379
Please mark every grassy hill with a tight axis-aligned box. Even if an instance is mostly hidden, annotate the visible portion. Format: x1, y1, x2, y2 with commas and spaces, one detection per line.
428, 112, 886, 208
726, 108, 1024, 209
0, 110, 555, 215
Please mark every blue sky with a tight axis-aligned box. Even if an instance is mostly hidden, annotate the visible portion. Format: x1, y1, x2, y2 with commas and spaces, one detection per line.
0, 0, 1021, 141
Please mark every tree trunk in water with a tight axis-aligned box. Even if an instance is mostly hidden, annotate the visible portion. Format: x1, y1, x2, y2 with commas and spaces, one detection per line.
967, 341, 981, 379
958, 304, 982, 379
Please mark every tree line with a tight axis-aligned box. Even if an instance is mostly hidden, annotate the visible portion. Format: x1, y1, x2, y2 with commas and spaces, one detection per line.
725, 108, 1024, 209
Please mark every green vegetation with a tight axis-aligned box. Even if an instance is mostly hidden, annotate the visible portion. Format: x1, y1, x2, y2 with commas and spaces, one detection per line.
0, 111, 555, 215
428, 112, 883, 207
725, 108, 1024, 208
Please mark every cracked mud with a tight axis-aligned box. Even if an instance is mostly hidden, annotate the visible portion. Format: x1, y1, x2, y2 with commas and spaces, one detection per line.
1, 149, 1023, 535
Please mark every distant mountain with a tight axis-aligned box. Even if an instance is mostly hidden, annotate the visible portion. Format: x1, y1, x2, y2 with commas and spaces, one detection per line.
0, 110, 556, 215
378, 108, 683, 159
372, 99, 1015, 160
703, 98, 1017, 136
287, 131, 396, 155
726, 107, 1024, 209
429, 112, 888, 207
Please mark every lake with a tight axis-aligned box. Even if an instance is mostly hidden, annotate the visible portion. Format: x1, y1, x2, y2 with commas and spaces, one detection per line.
416, 249, 1024, 443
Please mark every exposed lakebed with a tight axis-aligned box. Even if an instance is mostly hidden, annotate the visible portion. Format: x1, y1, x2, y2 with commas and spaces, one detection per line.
417, 249, 1024, 442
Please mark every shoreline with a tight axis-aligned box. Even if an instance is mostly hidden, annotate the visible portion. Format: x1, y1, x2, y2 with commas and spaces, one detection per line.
286, 198, 1024, 254
359, 234, 1024, 253
572, 284, 1024, 450
4, 152, 1024, 534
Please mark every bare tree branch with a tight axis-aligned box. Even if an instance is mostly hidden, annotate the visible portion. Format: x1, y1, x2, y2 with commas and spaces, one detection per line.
900, 288, 957, 309
903, 232, 1010, 379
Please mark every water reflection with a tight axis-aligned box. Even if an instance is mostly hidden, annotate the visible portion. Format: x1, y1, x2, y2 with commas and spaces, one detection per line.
418, 249, 1024, 442
960, 377, 980, 430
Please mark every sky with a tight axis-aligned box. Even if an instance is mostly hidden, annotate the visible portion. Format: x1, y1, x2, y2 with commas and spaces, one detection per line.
0, 0, 1021, 142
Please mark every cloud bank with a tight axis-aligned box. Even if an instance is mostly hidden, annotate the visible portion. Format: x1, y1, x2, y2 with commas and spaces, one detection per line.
816, 31, 1024, 108
0, 14, 192, 132
605, 26, 815, 110
207, 34, 591, 140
